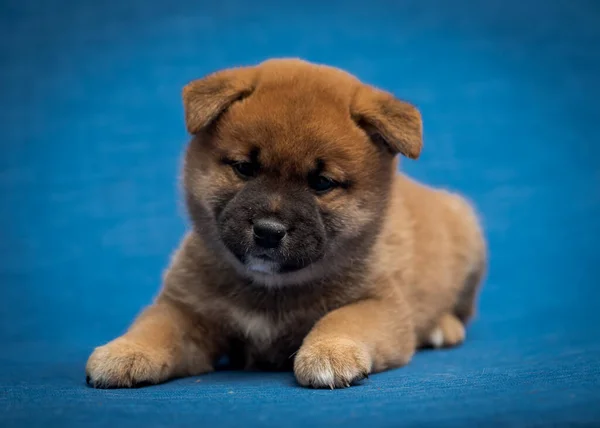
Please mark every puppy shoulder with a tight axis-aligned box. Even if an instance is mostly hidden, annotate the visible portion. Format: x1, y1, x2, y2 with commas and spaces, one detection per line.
157, 231, 217, 312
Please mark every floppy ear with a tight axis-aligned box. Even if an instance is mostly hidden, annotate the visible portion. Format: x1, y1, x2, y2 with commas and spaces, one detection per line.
351, 85, 423, 159
182, 66, 257, 134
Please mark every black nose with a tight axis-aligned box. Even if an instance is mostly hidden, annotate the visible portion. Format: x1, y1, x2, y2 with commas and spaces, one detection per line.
253, 219, 287, 248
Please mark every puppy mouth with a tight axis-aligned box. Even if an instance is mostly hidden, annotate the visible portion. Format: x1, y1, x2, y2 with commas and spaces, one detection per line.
218, 230, 318, 276
245, 255, 281, 274
242, 253, 309, 275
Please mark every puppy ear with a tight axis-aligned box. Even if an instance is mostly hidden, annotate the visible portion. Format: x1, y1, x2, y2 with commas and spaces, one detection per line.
352, 85, 423, 159
182, 67, 256, 134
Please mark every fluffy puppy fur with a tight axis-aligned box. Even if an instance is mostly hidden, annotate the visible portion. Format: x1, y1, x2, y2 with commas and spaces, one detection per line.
86, 58, 487, 389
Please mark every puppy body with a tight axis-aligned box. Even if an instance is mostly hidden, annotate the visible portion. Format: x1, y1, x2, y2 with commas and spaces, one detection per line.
86, 59, 486, 389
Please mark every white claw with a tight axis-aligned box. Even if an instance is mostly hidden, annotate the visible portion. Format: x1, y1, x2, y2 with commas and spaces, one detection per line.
429, 327, 445, 348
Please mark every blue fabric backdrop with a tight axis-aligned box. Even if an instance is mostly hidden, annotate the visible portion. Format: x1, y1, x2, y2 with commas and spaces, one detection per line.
1, 0, 599, 426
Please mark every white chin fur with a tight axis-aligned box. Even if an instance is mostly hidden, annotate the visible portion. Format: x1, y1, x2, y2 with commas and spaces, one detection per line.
245, 256, 280, 274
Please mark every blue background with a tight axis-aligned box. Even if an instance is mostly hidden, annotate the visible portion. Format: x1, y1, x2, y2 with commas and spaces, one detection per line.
1, 0, 599, 426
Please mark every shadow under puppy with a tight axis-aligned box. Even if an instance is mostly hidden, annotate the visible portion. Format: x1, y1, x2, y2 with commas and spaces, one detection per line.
86, 58, 487, 389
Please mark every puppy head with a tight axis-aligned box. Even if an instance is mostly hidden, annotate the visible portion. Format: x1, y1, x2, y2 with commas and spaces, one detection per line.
182, 59, 422, 286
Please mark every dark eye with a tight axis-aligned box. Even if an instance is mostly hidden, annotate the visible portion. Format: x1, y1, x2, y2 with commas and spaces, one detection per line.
309, 175, 338, 194
232, 161, 259, 179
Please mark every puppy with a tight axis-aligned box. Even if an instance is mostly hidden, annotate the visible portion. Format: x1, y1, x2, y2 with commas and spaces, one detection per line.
86, 58, 487, 389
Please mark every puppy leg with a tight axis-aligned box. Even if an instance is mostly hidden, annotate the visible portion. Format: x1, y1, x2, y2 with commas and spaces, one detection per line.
86, 298, 218, 388
423, 256, 486, 350
425, 313, 466, 349
294, 293, 415, 389
454, 258, 486, 323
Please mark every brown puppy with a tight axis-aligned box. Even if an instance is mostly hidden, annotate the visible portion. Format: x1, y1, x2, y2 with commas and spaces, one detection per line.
86, 58, 487, 389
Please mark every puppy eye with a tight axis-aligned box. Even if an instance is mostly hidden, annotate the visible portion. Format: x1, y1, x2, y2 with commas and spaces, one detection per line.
309, 175, 338, 194
232, 161, 259, 179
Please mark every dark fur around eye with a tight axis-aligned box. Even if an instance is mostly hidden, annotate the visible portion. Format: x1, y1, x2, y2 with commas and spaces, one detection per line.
222, 148, 260, 180
231, 161, 259, 179
221, 157, 259, 179
308, 175, 338, 194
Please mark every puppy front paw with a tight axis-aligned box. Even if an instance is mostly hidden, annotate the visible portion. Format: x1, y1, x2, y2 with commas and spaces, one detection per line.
85, 338, 171, 389
293, 337, 371, 389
